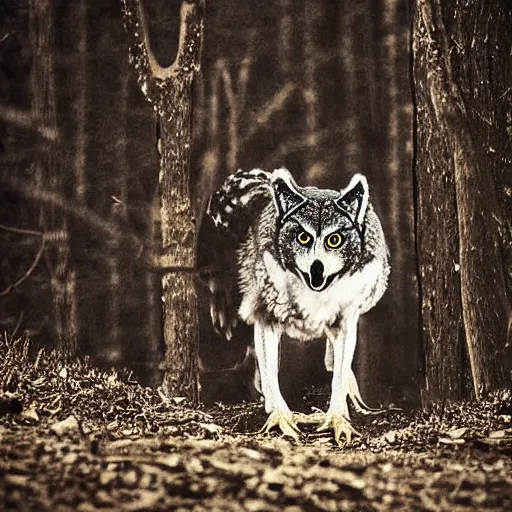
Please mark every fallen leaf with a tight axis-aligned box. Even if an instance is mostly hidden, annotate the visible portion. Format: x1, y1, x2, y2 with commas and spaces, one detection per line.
124, 490, 165, 511
240, 447, 262, 460
447, 427, 469, 439
199, 422, 223, 436
5, 475, 29, 486
99, 471, 117, 487
159, 454, 182, 469
489, 429, 511, 439
21, 408, 39, 422
384, 431, 396, 444
50, 415, 79, 436
62, 452, 78, 465
381, 462, 393, 473
120, 469, 138, 487
95, 490, 114, 506
109, 439, 133, 450
439, 437, 465, 445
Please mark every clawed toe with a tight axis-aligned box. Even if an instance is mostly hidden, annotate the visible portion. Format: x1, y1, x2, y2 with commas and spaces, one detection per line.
260, 410, 301, 441
316, 411, 360, 445
258, 409, 360, 445
291, 410, 359, 445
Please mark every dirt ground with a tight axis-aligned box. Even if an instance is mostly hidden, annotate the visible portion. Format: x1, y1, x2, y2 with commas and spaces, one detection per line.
0, 338, 511, 511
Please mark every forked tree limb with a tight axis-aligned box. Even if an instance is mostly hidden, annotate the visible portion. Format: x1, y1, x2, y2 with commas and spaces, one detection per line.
121, 0, 204, 401
121, 0, 204, 112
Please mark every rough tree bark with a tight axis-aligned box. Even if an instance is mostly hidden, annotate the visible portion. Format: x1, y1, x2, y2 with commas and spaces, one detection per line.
121, 0, 204, 401
413, 0, 511, 401
29, 0, 78, 355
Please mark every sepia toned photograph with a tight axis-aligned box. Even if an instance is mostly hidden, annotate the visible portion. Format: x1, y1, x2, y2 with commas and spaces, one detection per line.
0, 0, 511, 510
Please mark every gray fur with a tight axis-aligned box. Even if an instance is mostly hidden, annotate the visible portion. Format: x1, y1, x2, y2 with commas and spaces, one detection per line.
205, 167, 390, 432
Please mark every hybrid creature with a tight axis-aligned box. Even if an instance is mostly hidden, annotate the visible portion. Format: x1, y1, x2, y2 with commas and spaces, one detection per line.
204, 168, 390, 444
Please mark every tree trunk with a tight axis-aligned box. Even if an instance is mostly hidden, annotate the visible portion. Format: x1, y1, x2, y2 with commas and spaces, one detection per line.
145, 192, 164, 387
413, 0, 511, 401
278, 0, 293, 79
121, 0, 204, 401
302, 1, 324, 183
108, 63, 130, 360
29, 0, 78, 355
350, 0, 419, 406
74, 0, 88, 203
338, 1, 361, 178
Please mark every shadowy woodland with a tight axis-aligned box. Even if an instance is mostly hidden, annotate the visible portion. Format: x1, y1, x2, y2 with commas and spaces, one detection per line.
1, 1, 512, 511
1, 0, 418, 405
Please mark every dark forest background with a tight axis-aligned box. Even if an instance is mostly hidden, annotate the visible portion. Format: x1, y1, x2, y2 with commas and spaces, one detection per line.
2, 0, 419, 407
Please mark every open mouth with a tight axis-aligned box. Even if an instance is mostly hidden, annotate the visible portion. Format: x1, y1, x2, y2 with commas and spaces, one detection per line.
297, 260, 338, 292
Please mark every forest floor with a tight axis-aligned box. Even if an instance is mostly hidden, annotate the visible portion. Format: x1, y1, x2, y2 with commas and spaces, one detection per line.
0, 337, 511, 512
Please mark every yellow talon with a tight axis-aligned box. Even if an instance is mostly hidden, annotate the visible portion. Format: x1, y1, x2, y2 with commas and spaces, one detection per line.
288, 410, 359, 445
259, 410, 301, 441
316, 411, 360, 445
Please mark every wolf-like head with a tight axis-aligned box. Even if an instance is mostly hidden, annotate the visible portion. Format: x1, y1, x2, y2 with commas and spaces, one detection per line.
270, 169, 369, 292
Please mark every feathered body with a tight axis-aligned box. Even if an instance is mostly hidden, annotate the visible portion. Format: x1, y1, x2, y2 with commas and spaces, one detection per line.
204, 168, 390, 443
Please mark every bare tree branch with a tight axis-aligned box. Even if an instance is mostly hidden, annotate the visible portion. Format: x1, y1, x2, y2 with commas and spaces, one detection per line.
2, 175, 200, 274
241, 82, 297, 148
11, 311, 24, 339
0, 224, 43, 237
0, 105, 58, 140
0, 238, 45, 297
1, 175, 142, 249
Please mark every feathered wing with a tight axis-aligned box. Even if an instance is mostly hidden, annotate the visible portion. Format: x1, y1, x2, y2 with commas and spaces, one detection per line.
207, 169, 275, 230
198, 169, 275, 340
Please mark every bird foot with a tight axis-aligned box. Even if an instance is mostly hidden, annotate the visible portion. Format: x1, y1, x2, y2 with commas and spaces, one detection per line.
259, 410, 301, 441
315, 411, 360, 445
291, 410, 359, 445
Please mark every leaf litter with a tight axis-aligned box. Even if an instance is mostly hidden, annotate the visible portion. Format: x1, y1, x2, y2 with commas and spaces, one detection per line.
0, 335, 511, 511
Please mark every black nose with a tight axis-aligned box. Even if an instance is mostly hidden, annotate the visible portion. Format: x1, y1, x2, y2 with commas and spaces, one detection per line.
310, 260, 324, 288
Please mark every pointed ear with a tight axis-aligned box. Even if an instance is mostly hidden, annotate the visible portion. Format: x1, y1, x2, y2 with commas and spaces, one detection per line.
335, 174, 369, 225
270, 168, 308, 222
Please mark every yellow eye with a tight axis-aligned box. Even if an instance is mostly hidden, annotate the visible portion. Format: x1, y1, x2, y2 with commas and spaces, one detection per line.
326, 233, 343, 249
297, 231, 311, 245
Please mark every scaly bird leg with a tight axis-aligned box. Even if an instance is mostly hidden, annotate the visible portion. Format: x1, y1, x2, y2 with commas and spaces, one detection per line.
325, 335, 379, 415
321, 319, 361, 445
254, 321, 300, 440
